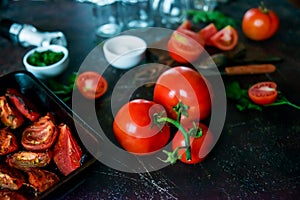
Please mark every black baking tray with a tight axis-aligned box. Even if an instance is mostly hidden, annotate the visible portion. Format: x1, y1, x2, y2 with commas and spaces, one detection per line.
0, 71, 97, 200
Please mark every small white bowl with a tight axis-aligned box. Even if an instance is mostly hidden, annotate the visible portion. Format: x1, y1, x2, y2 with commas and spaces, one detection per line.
103, 35, 147, 69
23, 45, 69, 79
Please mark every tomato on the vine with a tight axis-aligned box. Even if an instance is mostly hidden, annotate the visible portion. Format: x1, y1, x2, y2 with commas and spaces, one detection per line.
168, 21, 205, 64
153, 66, 212, 121
208, 25, 238, 51
242, 4, 279, 41
248, 81, 278, 105
172, 122, 213, 164
76, 71, 108, 99
113, 99, 170, 155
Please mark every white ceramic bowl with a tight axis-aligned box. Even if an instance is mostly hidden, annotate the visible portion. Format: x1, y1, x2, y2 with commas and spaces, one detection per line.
103, 35, 147, 69
23, 45, 69, 79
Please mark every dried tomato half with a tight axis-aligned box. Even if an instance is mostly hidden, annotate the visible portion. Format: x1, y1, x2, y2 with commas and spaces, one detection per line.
0, 96, 24, 129
53, 123, 83, 176
27, 169, 60, 193
21, 113, 58, 151
6, 88, 40, 122
0, 128, 18, 155
0, 164, 26, 190
6, 151, 52, 171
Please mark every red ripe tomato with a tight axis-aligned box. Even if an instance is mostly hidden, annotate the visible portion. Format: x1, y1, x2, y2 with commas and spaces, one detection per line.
113, 99, 170, 155
242, 5, 279, 41
76, 71, 108, 99
153, 66, 211, 121
248, 81, 278, 105
199, 23, 218, 46
208, 25, 238, 51
168, 21, 205, 64
172, 122, 213, 164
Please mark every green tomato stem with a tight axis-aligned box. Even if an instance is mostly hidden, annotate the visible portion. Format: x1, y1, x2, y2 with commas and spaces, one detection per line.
265, 100, 300, 110
157, 117, 191, 161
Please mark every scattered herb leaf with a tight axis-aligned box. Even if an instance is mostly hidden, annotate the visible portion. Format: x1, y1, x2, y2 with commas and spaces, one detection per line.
46, 72, 77, 102
225, 81, 262, 111
187, 10, 237, 29
226, 81, 300, 111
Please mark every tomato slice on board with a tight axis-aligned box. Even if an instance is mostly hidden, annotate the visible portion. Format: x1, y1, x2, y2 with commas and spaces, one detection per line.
248, 81, 278, 105
168, 20, 205, 64
199, 23, 218, 46
76, 71, 108, 99
208, 25, 238, 51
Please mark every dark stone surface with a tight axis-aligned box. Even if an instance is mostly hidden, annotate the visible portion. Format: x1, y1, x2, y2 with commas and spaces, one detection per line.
0, 0, 299, 199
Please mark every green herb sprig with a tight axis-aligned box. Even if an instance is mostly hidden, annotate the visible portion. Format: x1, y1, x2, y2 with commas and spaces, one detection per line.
187, 10, 237, 29
226, 81, 300, 111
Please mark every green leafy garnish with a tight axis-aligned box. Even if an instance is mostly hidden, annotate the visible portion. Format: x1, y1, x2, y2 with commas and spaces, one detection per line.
187, 10, 237, 29
226, 81, 300, 111
225, 81, 262, 111
46, 72, 77, 102
27, 50, 64, 66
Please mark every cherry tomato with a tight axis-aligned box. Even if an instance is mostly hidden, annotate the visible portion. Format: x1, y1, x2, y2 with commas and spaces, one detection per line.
199, 23, 218, 46
153, 66, 211, 121
172, 122, 213, 164
168, 21, 205, 63
208, 25, 238, 51
76, 71, 108, 99
242, 5, 279, 41
113, 99, 170, 155
248, 81, 278, 105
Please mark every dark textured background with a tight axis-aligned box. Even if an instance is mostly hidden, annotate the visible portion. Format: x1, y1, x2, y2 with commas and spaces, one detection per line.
0, 0, 299, 199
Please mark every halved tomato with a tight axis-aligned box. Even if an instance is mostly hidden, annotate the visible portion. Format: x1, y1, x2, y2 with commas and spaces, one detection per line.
208, 25, 238, 51
248, 81, 278, 105
76, 71, 108, 99
168, 20, 205, 64
199, 23, 218, 46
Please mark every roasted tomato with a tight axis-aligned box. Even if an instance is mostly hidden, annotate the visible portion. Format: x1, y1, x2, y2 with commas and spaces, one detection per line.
6, 151, 52, 171
53, 123, 83, 176
208, 25, 238, 51
172, 122, 213, 164
0, 189, 27, 200
153, 66, 211, 121
0, 128, 18, 155
242, 4, 279, 41
27, 169, 60, 193
21, 113, 58, 151
76, 71, 108, 99
248, 81, 278, 105
168, 20, 205, 64
6, 88, 40, 122
113, 99, 170, 154
0, 164, 26, 190
199, 23, 218, 45
0, 96, 24, 129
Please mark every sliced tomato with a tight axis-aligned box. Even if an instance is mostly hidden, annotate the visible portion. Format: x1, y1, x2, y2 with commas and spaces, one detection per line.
76, 71, 108, 99
168, 20, 205, 63
208, 25, 238, 51
248, 81, 278, 105
199, 23, 218, 46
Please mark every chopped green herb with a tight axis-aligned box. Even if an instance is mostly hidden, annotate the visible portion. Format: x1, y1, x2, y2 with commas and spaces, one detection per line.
27, 50, 64, 66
